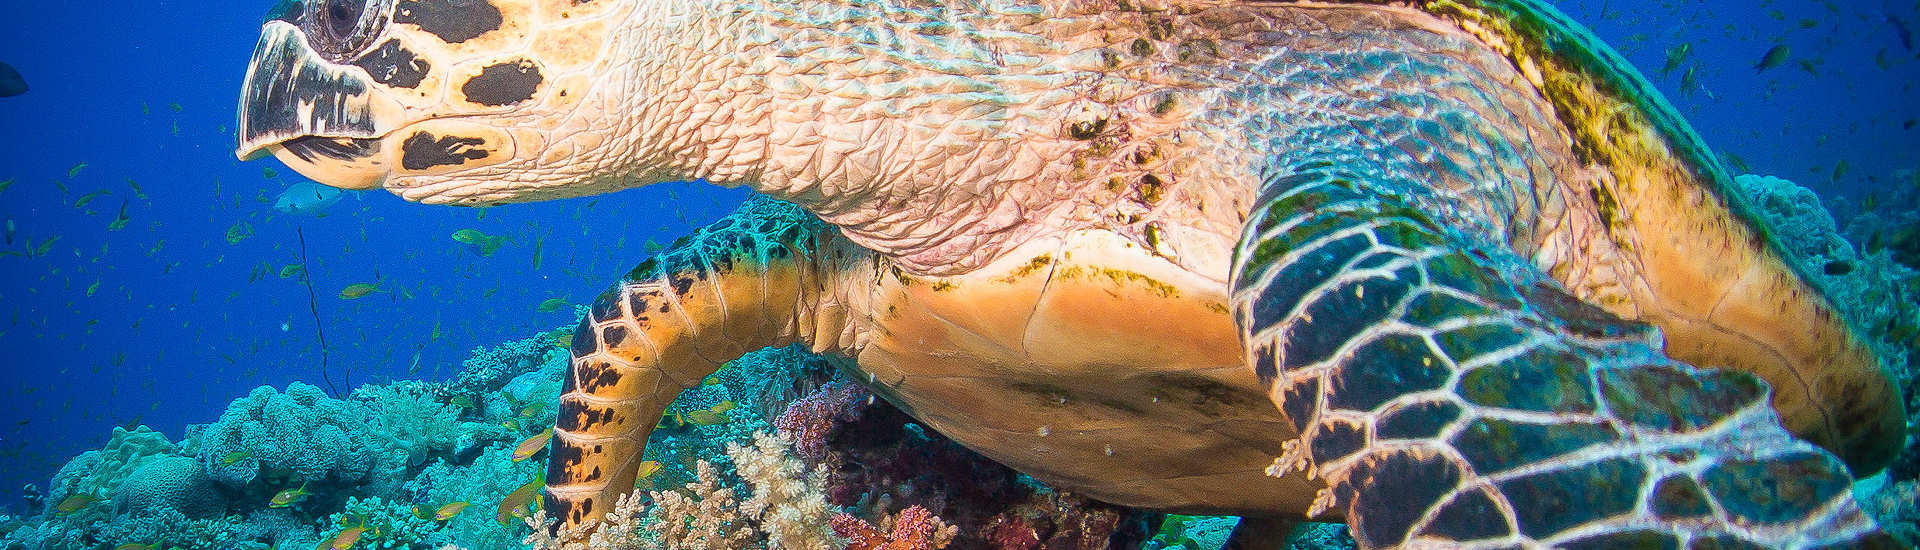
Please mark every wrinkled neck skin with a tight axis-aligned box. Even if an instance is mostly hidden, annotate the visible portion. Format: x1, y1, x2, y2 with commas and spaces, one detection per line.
598, 0, 1259, 277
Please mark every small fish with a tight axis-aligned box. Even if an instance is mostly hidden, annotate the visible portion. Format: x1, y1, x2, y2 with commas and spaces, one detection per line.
1754, 45, 1790, 72
107, 200, 130, 231
167, 102, 182, 113
1679, 65, 1704, 97
684, 409, 731, 426
513, 427, 553, 462
274, 182, 345, 216
55, 493, 102, 515
500, 418, 522, 431
531, 235, 545, 270
220, 451, 252, 465
1833, 159, 1851, 182
496, 475, 545, 525
67, 162, 88, 179
111, 544, 154, 550
269, 484, 312, 508
338, 283, 380, 300
328, 526, 366, 549
449, 395, 475, 408
412, 504, 434, 521
703, 376, 721, 386
636, 460, 663, 479
517, 403, 542, 418
72, 190, 111, 208
225, 220, 254, 244
434, 501, 472, 521
0, 178, 13, 193
279, 263, 305, 279
450, 229, 506, 257
263, 166, 280, 179
1660, 42, 1691, 77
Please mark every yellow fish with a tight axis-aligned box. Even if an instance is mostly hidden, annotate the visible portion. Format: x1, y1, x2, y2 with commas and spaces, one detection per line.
451, 229, 506, 257
269, 483, 312, 508
411, 504, 433, 521
517, 404, 542, 418
684, 409, 731, 426
709, 401, 735, 414
636, 460, 663, 479
536, 298, 569, 312
496, 475, 545, 526
448, 395, 474, 408
220, 450, 251, 465
513, 427, 553, 462
434, 501, 472, 521
328, 526, 367, 549
337, 283, 379, 299
54, 493, 102, 515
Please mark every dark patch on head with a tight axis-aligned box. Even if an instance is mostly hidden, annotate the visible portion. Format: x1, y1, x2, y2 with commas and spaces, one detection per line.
400, 131, 488, 170
352, 39, 430, 88
280, 136, 380, 162
461, 59, 543, 106
394, 0, 502, 43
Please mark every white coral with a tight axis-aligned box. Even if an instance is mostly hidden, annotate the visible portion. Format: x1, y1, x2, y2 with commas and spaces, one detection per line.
525, 432, 838, 550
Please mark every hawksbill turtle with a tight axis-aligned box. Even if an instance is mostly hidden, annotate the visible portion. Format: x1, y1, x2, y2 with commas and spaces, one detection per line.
233, 0, 1908, 546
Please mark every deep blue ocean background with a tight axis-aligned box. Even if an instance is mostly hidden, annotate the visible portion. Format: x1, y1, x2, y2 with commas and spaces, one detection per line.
0, 0, 1914, 515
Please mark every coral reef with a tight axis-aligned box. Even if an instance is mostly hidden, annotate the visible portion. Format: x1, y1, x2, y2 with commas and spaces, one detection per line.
3, 318, 1384, 550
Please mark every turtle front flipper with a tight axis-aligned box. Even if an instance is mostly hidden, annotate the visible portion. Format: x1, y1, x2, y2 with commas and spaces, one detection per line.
1230, 168, 1894, 547
545, 197, 843, 533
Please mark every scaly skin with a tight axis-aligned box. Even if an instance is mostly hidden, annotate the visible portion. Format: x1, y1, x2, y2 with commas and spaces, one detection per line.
234, 0, 1906, 546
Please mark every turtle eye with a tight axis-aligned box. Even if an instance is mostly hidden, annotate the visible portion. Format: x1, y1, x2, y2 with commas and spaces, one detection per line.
326, 0, 363, 38
303, 0, 383, 60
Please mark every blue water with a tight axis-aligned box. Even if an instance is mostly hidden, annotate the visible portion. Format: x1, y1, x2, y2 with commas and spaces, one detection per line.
0, 0, 1915, 536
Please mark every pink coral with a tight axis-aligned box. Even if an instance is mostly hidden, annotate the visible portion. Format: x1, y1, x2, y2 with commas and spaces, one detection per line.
776, 381, 870, 459
832, 506, 953, 550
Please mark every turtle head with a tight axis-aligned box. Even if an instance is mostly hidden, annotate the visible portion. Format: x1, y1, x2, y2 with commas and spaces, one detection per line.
235, 0, 639, 204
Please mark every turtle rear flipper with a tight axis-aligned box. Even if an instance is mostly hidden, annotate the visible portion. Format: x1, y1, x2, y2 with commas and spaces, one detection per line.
545, 198, 844, 533
1230, 156, 1894, 549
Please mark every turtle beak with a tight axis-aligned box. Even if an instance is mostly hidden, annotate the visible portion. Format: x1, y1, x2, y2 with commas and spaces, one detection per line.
235, 21, 405, 189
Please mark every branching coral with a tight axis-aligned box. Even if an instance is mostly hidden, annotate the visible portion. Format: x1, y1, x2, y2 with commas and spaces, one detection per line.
727, 432, 837, 550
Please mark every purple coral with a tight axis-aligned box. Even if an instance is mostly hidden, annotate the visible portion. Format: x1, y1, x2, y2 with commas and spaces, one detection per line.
775, 381, 870, 460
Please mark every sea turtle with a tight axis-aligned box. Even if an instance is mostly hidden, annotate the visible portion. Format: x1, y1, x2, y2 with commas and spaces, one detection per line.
233, 0, 1908, 546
